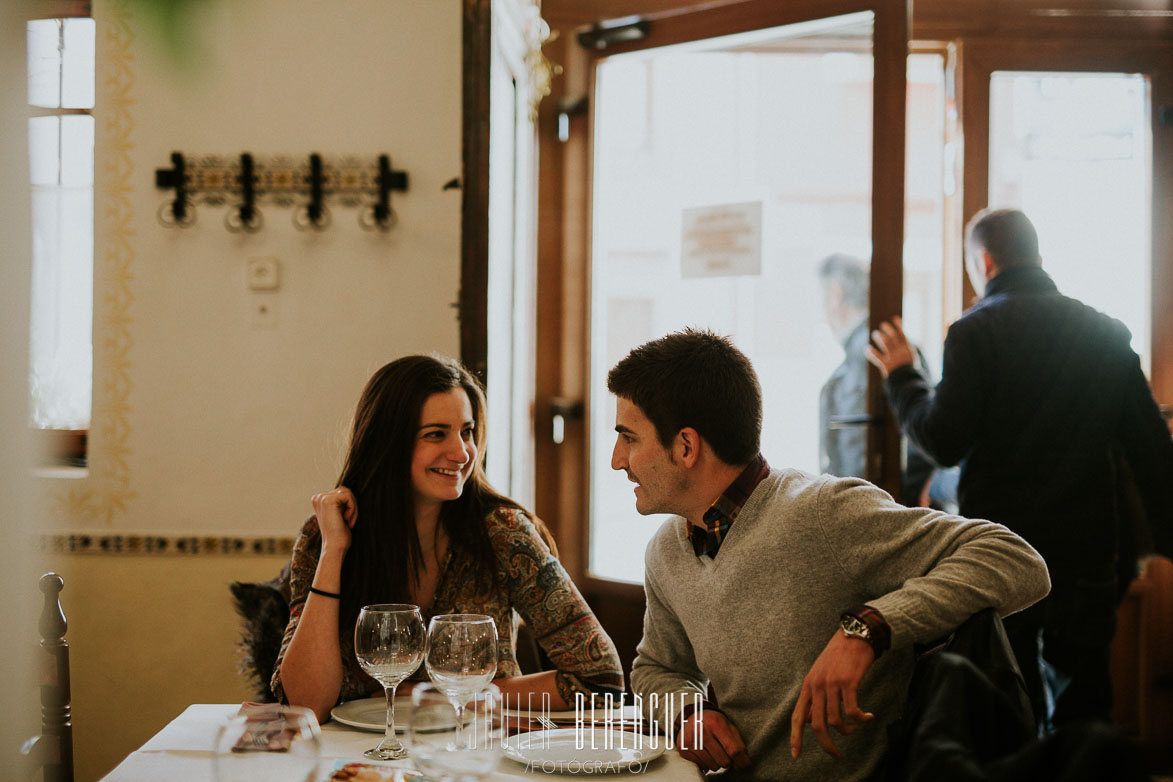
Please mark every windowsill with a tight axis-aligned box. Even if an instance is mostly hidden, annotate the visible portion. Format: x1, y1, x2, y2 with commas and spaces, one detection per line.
33, 428, 87, 471
34, 465, 89, 480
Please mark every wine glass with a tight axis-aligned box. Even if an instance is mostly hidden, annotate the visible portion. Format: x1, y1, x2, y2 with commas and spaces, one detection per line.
424, 613, 498, 745
354, 603, 425, 760
408, 682, 504, 781
212, 704, 321, 782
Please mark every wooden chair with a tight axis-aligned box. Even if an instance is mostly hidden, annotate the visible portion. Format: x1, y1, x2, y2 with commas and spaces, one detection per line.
21, 572, 73, 782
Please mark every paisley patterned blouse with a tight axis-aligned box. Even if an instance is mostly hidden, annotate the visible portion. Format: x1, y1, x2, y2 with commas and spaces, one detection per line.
270, 506, 624, 706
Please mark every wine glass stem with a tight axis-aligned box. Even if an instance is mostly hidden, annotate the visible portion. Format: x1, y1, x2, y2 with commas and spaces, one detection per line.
453, 702, 465, 747
384, 682, 400, 745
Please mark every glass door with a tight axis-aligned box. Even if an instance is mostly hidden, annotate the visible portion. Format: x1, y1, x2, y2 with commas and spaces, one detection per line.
557, 0, 910, 586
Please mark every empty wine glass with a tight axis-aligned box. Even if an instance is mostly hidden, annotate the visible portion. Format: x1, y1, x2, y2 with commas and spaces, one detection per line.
354, 603, 425, 760
408, 682, 504, 781
424, 613, 498, 745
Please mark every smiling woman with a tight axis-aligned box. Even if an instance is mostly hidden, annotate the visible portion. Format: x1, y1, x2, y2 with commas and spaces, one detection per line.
411, 388, 478, 513
269, 354, 624, 724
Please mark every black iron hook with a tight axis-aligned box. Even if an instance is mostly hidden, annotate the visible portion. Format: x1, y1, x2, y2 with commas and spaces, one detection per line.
371, 154, 408, 229
307, 153, 326, 226
374, 155, 393, 226
154, 151, 189, 223
238, 152, 257, 227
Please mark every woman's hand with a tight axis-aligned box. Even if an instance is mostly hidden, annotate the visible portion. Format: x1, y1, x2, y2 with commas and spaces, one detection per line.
280, 487, 356, 720
312, 487, 358, 554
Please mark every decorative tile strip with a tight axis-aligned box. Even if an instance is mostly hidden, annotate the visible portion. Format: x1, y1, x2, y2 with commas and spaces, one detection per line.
39, 534, 295, 556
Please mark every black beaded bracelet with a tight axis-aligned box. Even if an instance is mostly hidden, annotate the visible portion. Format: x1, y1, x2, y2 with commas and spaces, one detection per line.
309, 586, 341, 599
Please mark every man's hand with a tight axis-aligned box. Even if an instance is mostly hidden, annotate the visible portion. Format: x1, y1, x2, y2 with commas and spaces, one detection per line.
865, 316, 915, 379
676, 707, 751, 773
789, 630, 876, 760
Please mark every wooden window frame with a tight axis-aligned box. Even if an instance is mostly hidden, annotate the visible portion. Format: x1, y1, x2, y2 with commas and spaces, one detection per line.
462, 0, 492, 383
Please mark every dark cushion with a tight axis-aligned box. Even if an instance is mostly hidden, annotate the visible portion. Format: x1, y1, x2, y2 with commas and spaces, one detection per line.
229, 562, 291, 703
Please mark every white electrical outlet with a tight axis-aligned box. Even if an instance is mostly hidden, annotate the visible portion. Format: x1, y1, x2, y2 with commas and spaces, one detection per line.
247, 256, 280, 291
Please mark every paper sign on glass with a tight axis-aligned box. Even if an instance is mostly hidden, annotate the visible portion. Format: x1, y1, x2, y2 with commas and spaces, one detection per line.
681, 201, 762, 278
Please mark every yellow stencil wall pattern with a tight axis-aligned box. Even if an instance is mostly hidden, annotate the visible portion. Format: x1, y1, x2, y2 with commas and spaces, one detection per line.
50, 0, 137, 525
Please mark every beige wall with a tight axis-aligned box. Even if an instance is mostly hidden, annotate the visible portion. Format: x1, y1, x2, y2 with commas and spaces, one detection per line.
42, 554, 290, 780
26, 1, 464, 779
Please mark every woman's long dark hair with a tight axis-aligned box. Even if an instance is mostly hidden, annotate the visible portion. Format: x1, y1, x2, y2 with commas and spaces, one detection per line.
334, 354, 540, 638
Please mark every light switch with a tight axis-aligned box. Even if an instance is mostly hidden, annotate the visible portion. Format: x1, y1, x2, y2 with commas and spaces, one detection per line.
247, 256, 280, 291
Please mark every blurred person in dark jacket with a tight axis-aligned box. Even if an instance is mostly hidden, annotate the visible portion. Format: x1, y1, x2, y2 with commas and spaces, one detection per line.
817, 253, 954, 510
867, 207, 1173, 733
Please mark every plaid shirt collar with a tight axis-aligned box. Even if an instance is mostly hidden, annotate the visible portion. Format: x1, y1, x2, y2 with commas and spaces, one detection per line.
687, 453, 770, 558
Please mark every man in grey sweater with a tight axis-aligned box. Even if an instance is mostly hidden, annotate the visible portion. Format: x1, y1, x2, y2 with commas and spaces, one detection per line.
608, 329, 1051, 781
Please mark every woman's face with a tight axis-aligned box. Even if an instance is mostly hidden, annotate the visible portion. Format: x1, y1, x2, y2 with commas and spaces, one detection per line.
410, 387, 477, 517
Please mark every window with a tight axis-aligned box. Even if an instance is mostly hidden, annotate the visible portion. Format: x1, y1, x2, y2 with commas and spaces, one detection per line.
27, 14, 95, 466
585, 36, 945, 584
485, 1, 543, 509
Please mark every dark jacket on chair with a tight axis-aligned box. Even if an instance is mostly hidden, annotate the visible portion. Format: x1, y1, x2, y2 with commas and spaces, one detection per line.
884, 608, 1148, 782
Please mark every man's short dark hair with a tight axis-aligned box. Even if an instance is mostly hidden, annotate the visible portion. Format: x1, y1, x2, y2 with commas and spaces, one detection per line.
606, 329, 762, 467
965, 208, 1041, 270
817, 253, 869, 310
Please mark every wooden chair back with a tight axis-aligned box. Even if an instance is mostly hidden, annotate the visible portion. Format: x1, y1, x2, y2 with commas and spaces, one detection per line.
21, 572, 73, 782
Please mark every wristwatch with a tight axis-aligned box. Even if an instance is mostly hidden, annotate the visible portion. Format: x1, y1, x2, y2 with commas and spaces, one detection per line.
840, 613, 872, 644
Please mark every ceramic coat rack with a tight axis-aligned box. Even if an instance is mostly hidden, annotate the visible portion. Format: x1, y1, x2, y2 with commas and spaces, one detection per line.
154, 152, 408, 232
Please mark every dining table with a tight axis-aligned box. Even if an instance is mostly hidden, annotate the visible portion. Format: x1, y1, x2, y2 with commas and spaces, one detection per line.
98, 703, 707, 781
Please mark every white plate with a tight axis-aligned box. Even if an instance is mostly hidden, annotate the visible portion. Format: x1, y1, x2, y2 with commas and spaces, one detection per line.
330, 696, 411, 733
502, 728, 665, 773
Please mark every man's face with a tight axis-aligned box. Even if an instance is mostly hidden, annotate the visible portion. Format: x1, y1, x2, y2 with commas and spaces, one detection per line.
611, 396, 688, 516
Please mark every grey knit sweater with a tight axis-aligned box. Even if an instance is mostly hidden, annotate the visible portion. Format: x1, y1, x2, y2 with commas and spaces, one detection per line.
632, 469, 1050, 781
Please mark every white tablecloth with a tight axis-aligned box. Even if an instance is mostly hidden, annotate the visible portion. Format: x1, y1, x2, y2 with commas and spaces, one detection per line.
100, 704, 705, 781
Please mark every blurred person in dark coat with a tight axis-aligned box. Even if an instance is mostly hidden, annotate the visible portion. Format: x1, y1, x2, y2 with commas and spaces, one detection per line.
867, 208, 1173, 733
